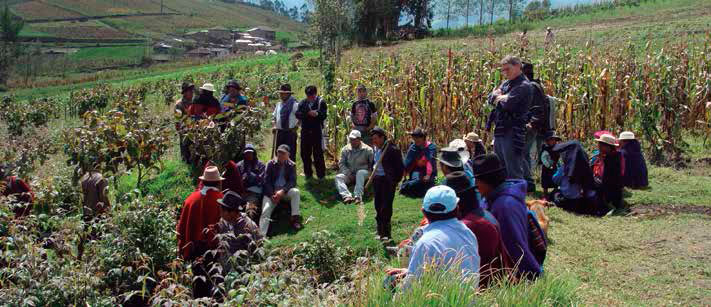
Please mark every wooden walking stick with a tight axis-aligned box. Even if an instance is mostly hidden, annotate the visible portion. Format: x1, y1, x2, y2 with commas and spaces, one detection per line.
364, 140, 389, 190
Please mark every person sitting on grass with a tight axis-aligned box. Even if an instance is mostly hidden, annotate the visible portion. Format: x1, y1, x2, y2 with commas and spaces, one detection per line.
445, 171, 514, 287
551, 141, 600, 215
618, 131, 649, 189
260, 145, 302, 236
209, 191, 263, 274
385, 185, 480, 290
464, 132, 487, 162
237, 144, 266, 222
594, 134, 625, 214
400, 128, 437, 198
540, 131, 562, 200
335, 130, 373, 204
472, 154, 543, 280
0, 164, 34, 218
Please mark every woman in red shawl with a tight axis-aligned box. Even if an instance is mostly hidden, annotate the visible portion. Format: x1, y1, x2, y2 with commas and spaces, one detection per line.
1, 165, 34, 218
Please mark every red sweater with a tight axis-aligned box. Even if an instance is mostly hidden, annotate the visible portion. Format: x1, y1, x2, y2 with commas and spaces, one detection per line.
3, 176, 34, 217
177, 188, 223, 260
461, 210, 514, 287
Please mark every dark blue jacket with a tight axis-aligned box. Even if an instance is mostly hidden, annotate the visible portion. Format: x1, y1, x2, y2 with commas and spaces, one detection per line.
485, 179, 542, 278
236, 145, 266, 190
263, 159, 296, 197
488, 74, 532, 151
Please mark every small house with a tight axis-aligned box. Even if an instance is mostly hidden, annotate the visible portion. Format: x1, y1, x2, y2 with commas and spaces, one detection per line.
246, 26, 276, 41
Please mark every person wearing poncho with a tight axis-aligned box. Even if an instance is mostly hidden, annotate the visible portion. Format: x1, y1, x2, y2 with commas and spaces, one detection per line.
177, 166, 224, 261
619, 132, 649, 189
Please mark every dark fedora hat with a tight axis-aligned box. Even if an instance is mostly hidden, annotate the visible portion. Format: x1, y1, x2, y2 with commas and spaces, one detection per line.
181, 82, 195, 93
277, 83, 293, 94
437, 147, 463, 168
544, 130, 562, 141
445, 171, 475, 193
277, 144, 291, 153
471, 154, 506, 179
218, 190, 246, 211
370, 126, 387, 138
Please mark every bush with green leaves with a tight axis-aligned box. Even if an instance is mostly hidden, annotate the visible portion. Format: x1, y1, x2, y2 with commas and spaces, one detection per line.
0, 96, 56, 137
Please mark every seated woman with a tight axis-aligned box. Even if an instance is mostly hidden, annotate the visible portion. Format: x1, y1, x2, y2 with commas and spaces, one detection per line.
551, 141, 602, 216
619, 132, 648, 189
594, 134, 624, 213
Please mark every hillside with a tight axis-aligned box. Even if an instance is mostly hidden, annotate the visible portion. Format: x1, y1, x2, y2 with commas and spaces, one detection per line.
11, 0, 305, 41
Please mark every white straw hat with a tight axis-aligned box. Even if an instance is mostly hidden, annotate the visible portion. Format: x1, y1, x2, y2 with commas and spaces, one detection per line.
595, 134, 618, 146
618, 131, 636, 141
200, 83, 215, 92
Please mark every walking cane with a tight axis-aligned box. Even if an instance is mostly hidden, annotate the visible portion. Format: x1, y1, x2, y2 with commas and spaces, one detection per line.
271, 128, 278, 160
364, 140, 389, 190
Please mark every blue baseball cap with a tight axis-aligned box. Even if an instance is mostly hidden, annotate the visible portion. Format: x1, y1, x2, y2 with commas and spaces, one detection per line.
422, 185, 459, 214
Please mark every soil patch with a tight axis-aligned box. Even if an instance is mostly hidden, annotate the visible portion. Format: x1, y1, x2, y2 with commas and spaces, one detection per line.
629, 204, 711, 219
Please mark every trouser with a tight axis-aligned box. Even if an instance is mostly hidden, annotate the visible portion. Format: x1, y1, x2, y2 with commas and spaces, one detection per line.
335, 169, 369, 199
523, 128, 544, 189
300, 128, 326, 178
276, 129, 298, 161
400, 178, 434, 198
260, 188, 301, 235
374, 176, 396, 238
354, 125, 372, 145
179, 133, 192, 164
494, 130, 525, 180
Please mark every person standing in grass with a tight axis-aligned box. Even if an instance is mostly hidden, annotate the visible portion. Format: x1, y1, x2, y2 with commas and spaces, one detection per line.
260, 145, 302, 235
594, 134, 625, 213
544, 27, 555, 48
237, 144, 266, 222
385, 185, 480, 290
296, 85, 328, 180
272, 84, 299, 162
174, 82, 195, 163
522, 62, 551, 193
400, 128, 437, 198
472, 154, 543, 280
0, 164, 34, 218
350, 85, 378, 145
618, 131, 648, 189
370, 127, 404, 241
335, 130, 374, 204
487, 56, 532, 182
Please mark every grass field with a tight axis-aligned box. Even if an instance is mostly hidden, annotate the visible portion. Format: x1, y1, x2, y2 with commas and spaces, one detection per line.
68, 45, 147, 62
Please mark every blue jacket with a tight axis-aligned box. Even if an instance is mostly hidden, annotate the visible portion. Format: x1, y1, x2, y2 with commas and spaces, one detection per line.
487, 74, 532, 151
404, 142, 438, 179
485, 179, 542, 278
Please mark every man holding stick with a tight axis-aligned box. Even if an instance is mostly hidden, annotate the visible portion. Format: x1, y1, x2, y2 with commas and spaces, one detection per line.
368, 127, 404, 241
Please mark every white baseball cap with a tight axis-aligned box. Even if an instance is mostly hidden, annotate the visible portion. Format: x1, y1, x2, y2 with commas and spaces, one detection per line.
348, 130, 362, 140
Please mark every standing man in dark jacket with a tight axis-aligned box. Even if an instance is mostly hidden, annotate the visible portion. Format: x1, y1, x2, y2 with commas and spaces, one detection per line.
296, 85, 328, 180
487, 56, 533, 181
522, 62, 550, 192
370, 127, 404, 240
351, 85, 378, 145
260, 145, 302, 235
473, 154, 542, 280
272, 84, 300, 162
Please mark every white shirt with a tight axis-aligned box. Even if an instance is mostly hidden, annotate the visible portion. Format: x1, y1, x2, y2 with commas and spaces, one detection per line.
273, 98, 299, 130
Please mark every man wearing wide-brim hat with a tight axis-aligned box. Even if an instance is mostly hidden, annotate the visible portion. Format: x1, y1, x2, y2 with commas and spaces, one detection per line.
188, 83, 221, 118
177, 166, 225, 261
209, 190, 263, 274
594, 134, 625, 213
272, 84, 300, 161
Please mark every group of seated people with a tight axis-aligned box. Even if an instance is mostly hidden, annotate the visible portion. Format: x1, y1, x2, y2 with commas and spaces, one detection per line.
539, 130, 649, 216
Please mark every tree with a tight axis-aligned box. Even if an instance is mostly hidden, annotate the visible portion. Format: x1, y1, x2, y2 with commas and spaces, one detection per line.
353, 0, 402, 44
436, 0, 456, 30
403, 0, 433, 30
0, 6, 24, 89
479, 0, 484, 25
506, 0, 525, 22
308, 0, 352, 93
455, 0, 479, 28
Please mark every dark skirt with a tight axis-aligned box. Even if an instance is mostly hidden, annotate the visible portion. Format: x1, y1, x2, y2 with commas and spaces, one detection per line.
541, 166, 556, 189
